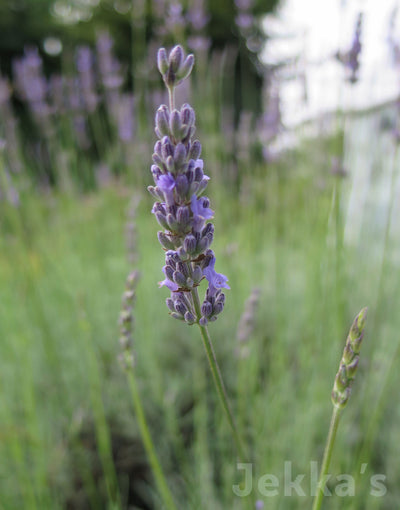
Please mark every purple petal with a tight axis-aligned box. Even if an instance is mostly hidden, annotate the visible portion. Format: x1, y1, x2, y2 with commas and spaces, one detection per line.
191, 195, 214, 220
194, 158, 203, 170
203, 262, 230, 291
157, 173, 176, 193
158, 278, 179, 291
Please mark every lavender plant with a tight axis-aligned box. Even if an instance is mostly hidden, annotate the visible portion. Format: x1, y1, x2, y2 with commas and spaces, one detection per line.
118, 271, 177, 510
149, 45, 247, 460
236, 287, 261, 358
335, 12, 363, 84
235, 0, 255, 36
149, 45, 229, 325
312, 308, 367, 510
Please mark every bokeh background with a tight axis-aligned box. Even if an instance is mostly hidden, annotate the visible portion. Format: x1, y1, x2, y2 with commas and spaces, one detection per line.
1, 1, 400, 509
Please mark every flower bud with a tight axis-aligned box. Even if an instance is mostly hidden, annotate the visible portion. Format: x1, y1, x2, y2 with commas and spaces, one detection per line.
166, 297, 175, 312
331, 308, 367, 409
192, 265, 203, 282
147, 186, 160, 200
189, 181, 200, 195
161, 136, 174, 160
155, 105, 170, 137
194, 167, 204, 183
154, 140, 163, 158
346, 356, 359, 379
123, 290, 135, 304
183, 126, 195, 143
170, 110, 182, 139
151, 164, 162, 181
174, 300, 187, 315
197, 177, 209, 195
165, 155, 175, 173
201, 301, 213, 317
183, 234, 197, 254
175, 174, 189, 197
179, 124, 191, 140
171, 312, 185, 321
169, 45, 184, 73
173, 271, 187, 287
174, 143, 187, 167
176, 206, 190, 226
166, 213, 178, 231
177, 247, 189, 261
155, 212, 169, 230
153, 187, 165, 201
176, 54, 194, 82
164, 265, 174, 281
201, 223, 214, 237
181, 104, 195, 125
184, 311, 195, 324
215, 293, 225, 306
158, 231, 175, 250
176, 261, 188, 276
157, 48, 169, 75
213, 301, 224, 315
198, 235, 211, 252
189, 140, 201, 160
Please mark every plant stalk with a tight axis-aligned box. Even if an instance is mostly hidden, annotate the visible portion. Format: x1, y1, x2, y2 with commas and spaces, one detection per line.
126, 369, 178, 510
191, 286, 247, 462
312, 405, 342, 510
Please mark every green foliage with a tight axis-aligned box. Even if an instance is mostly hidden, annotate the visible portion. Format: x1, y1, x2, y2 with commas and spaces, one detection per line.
1, 109, 400, 507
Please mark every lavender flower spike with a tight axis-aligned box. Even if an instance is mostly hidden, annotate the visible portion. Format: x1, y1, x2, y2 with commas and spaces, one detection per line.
149, 46, 247, 463
149, 45, 229, 326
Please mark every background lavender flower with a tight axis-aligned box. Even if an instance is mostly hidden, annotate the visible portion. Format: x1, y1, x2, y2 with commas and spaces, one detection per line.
75, 46, 98, 113
235, 0, 255, 37
117, 93, 136, 143
0, 74, 21, 174
118, 271, 140, 369
13, 47, 53, 134
186, 0, 211, 56
125, 194, 140, 266
387, 6, 400, 66
335, 12, 363, 84
236, 287, 261, 358
96, 31, 124, 123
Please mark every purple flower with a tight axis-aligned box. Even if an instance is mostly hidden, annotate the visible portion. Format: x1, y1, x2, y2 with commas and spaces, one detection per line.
159, 266, 179, 291
157, 173, 176, 193
191, 194, 213, 232
235, 13, 253, 30
203, 257, 230, 294
117, 94, 135, 142
191, 194, 214, 217
235, 0, 253, 9
150, 46, 229, 325
157, 173, 176, 205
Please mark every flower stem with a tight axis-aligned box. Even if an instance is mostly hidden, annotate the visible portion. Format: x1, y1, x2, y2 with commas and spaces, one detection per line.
312, 405, 342, 510
126, 368, 178, 510
191, 286, 247, 462
168, 86, 175, 112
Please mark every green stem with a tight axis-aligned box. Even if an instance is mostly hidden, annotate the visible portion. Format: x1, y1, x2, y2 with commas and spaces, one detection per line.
126, 369, 178, 510
168, 86, 175, 112
191, 287, 247, 462
312, 405, 342, 510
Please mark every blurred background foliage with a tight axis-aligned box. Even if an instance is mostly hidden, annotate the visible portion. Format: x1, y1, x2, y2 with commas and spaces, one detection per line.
0, 0, 279, 86
3, 1, 400, 509
0, 0, 280, 186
